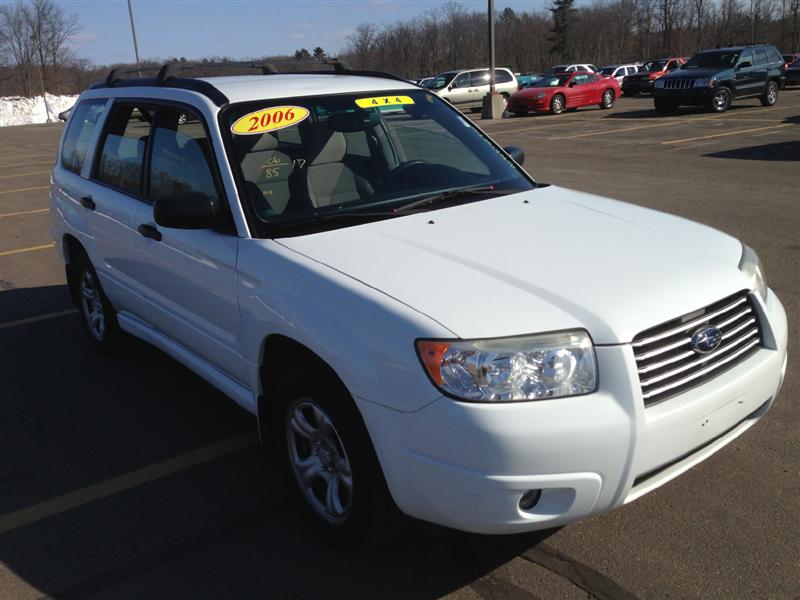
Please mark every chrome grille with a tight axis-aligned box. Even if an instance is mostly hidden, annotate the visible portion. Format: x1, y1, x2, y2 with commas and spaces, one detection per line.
633, 291, 762, 406
662, 78, 695, 89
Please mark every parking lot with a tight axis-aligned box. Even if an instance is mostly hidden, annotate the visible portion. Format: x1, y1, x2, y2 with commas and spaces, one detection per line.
1, 91, 798, 599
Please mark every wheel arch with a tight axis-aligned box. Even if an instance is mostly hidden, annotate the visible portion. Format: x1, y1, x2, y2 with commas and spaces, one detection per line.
62, 233, 86, 302
257, 334, 351, 446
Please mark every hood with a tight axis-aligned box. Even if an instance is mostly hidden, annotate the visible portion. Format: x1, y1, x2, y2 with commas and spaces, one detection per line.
664, 68, 726, 78
277, 187, 746, 344
513, 86, 557, 97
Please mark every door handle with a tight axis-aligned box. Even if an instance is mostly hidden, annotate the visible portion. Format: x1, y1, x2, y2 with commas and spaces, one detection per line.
137, 223, 162, 241
80, 195, 95, 210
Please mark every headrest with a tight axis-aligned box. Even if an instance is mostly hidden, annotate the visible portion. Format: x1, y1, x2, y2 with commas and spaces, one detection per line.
301, 122, 347, 165
251, 132, 278, 152
326, 111, 373, 132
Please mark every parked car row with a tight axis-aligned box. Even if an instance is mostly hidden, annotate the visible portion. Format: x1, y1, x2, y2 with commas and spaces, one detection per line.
415, 43, 790, 118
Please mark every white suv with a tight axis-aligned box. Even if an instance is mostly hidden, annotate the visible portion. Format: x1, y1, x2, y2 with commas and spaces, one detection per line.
51, 62, 788, 548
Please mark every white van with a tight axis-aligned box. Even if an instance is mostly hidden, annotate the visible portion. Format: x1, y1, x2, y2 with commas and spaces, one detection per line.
429, 67, 518, 111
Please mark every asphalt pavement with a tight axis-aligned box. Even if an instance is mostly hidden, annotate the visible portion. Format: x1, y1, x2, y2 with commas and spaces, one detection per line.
1, 91, 798, 599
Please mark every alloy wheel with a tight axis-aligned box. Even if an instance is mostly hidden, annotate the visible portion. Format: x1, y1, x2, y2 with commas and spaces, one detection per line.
767, 85, 777, 104
603, 90, 614, 107
80, 270, 105, 341
713, 89, 730, 111
286, 398, 354, 523
552, 96, 564, 114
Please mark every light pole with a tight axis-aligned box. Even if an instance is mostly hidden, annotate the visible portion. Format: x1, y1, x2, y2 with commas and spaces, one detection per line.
481, 0, 505, 119
127, 0, 142, 75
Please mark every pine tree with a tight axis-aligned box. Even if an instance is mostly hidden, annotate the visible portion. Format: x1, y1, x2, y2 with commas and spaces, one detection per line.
549, 0, 576, 62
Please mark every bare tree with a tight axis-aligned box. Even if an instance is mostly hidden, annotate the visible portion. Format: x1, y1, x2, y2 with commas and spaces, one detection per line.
0, 2, 36, 96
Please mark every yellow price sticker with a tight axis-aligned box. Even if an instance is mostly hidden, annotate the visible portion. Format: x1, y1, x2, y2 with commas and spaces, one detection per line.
355, 95, 415, 108
231, 106, 310, 135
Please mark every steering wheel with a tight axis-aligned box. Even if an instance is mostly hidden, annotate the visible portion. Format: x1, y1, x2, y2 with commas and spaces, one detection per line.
389, 160, 426, 179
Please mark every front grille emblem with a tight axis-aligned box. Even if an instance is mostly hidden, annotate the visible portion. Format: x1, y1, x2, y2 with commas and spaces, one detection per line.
691, 326, 723, 354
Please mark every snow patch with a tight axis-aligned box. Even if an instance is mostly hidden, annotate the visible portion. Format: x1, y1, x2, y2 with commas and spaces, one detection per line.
0, 94, 79, 127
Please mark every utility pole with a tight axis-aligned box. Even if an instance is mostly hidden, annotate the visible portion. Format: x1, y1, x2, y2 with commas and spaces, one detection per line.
481, 0, 505, 119
488, 0, 496, 94
127, 0, 142, 75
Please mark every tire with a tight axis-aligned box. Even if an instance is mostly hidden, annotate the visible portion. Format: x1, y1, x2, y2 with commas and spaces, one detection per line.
469, 106, 482, 114
760, 81, 778, 106
550, 94, 566, 115
70, 251, 126, 354
599, 88, 615, 109
709, 86, 732, 112
276, 361, 406, 549
654, 98, 678, 114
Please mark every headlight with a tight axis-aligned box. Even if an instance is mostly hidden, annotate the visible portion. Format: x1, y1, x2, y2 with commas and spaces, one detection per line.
416, 330, 597, 402
739, 244, 768, 302
693, 77, 714, 87
654, 79, 665, 88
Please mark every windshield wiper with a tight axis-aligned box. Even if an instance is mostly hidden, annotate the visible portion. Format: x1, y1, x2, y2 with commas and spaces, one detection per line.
394, 185, 506, 213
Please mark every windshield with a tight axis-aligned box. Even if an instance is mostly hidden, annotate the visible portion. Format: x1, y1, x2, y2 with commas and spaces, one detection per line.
223, 89, 533, 236
532, 74, 571, 87
642, 61, 666, 72
428, 72, 457, 90
684, 51, 739, 68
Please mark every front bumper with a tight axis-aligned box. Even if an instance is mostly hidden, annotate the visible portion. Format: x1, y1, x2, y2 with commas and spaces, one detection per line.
622, 79, 656, 93
653, 87, 715, 105
508, 98, 547, 113
357, 290, 788, 534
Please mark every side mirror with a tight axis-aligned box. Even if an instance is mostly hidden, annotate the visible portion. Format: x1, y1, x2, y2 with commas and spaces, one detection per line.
569, 81, 577, 87
737, 61, 752, 70
448, 84, 454, 91
153, 192, 221, 229
503, 145, 524, 165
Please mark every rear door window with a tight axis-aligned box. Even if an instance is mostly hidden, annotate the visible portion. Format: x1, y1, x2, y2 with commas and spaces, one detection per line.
148, 108, 221, 203
470, 70, 490, 87
61, 99, 105, 174
94, 104, 153, 196
754, 48, 768, 65
494, 70, 513, 84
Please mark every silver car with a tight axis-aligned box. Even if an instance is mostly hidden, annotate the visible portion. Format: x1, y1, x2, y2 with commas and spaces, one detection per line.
429, 67, 518, 112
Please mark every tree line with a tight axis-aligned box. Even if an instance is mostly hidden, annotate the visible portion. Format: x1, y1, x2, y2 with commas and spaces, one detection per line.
340, 0, 800, 77
1, 0, 798, 98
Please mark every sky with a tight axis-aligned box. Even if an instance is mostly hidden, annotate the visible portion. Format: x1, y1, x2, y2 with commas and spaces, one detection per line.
60, 0, 557, 65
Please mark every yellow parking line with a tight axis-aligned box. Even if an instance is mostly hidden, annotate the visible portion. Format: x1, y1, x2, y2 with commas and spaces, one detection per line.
0, 169, 51, 180
0, 431, 258, 534
0, 309, 77, 330
548, 120, 681, 140
0, 208, 49, 218
0, 159, 55, 169
662, 124, 791, 145
0, 243, 54, 257
488, 119, 596, 136
0, 185, 49, 195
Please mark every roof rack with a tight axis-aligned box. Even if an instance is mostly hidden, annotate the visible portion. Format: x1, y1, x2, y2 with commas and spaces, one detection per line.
92, 59, 410, 106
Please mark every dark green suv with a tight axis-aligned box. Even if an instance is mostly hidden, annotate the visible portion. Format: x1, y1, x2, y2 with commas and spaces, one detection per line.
652, 44, 784, 113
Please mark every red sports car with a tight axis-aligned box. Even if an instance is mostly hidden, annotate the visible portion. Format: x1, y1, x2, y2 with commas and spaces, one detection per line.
507, 72, 620, 116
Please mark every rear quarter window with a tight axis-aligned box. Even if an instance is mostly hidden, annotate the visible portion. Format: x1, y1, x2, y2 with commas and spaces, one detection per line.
61, 100, 105, 174
495, 70, 513, 83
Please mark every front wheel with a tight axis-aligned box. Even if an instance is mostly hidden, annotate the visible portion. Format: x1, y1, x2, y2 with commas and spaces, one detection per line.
277, 362, 405, 549
550, 94, 566, 115
599, 88, 615, 109
709, 87, 732, 112
760, 81, 778, 106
